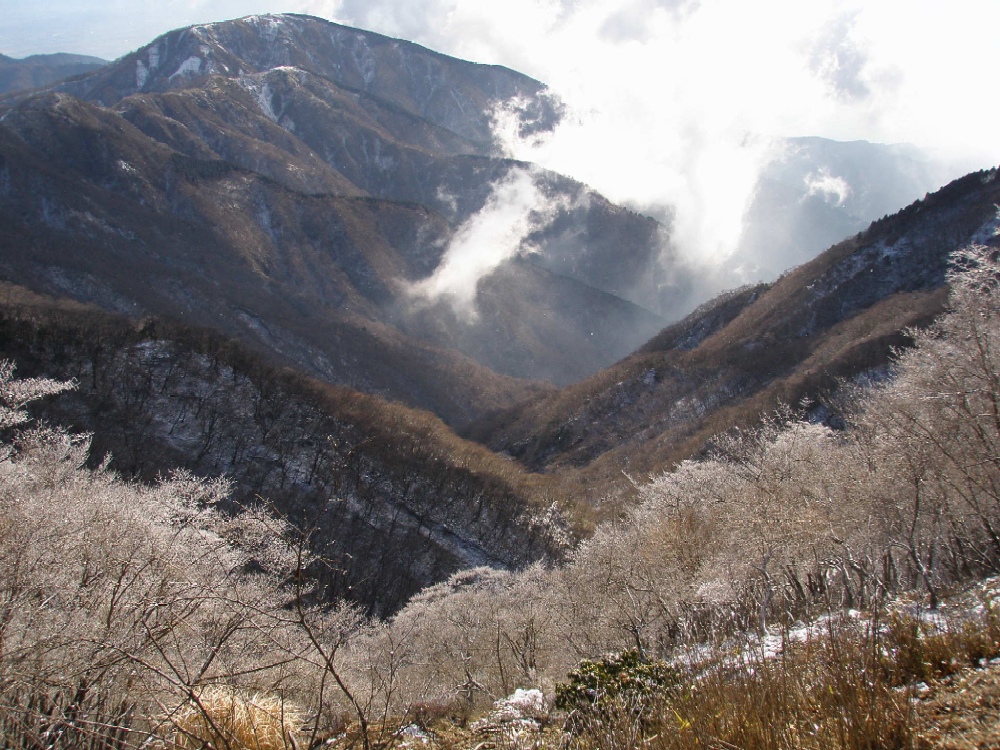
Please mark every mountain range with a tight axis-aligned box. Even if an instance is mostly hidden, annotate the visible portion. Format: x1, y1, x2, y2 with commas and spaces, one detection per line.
0, 52, 107, 95
1, 13, 997, 612
0, 14, 679, 425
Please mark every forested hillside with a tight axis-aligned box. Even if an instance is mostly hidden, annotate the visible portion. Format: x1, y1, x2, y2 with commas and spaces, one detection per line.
0, 284, 575, 616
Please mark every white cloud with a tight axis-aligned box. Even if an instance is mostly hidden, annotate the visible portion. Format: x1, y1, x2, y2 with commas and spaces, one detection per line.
406, 166, 566, 315
803, 168, 851, 207
806, 10, 871, 102
319, 0, 1000, 266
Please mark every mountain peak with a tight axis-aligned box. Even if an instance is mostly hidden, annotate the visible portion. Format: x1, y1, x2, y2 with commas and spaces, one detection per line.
27, 14, 559, 154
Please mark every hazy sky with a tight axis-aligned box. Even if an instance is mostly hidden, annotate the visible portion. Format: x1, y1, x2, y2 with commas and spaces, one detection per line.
4, 1, 996, 153
4, 0, 998, 264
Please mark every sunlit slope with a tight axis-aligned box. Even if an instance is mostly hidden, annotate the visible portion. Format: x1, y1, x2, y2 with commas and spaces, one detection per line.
469, 169, 1000, 502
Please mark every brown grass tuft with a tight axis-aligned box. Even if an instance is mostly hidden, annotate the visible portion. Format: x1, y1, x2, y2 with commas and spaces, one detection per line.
167, 686, 302, 750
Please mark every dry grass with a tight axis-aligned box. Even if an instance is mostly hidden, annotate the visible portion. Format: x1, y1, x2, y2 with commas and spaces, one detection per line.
912, 661, 1000, 749
555, 595, 1000, 750
166, 687, 303, 750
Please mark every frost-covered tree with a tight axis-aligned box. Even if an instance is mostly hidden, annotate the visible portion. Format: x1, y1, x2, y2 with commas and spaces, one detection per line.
0, 362, 373, 748
381, 244, 1000, 696
847, 244, 1000, 605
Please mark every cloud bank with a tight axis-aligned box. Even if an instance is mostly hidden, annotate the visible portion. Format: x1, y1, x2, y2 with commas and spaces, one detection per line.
315, 0, 999, 268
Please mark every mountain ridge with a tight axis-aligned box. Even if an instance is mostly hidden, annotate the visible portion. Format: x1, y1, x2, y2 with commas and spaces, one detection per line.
26, 13, 561, 154
467, 167, 1000, 506
0, 52, 107, 96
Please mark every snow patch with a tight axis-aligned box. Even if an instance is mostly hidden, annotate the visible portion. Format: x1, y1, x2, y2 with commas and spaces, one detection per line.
471, 689, 546, 741
245, 14, 285, 42
350, 36, 376, 86
970, 205, 1000, 245
395, 724, 430, 747
255, 201, 279, 242
809, 231, 911, 306
361, 135, 395, 173
135, 60, 149, 89
169, 56, 203, 81
503, 688, 546, 715
256, 83, 277, 122
148, 45, 160, 71
237, 71, 302, 128
874, 236, 911, 263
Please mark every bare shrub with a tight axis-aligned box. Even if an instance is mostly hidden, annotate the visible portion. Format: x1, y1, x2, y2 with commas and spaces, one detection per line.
0, 360, 368, 748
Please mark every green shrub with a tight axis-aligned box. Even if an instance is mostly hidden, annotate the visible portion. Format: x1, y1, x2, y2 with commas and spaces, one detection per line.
555, 649, 680, 714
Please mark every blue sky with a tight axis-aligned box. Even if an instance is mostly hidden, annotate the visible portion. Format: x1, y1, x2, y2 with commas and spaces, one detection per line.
3, 0, 998, 264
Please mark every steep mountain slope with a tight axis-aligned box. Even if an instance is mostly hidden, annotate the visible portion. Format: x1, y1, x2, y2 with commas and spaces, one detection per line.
0, 53, 107, 95
0, 96, 554, 424
469, 168, 1000, 503
0, 14, 667, 414
0, 284, 576, 615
